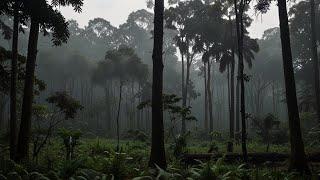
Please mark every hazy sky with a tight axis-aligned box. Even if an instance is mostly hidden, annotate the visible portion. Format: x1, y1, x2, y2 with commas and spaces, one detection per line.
59, 0, 280, 39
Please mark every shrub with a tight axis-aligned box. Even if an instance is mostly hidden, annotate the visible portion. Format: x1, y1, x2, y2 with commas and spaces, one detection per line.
171, 134, 188, 159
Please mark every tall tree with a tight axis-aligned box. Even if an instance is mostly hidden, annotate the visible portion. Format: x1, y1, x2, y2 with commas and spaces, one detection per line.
218, 17, 236, 152
203, 62, 208, 131
207, 57, 214, 132
149, 0, 166, 169
16, 0, 83, 161
10, 0, 19, 160
165, 1, 202, 133
92, 46, 148, 151
190, 0, 227, 133
234, 0, 248, 162
233, 0, 259, 161
277, 0, 309, 172
201, 53, 214, 132
256, 0, 310, 173
0, 0, 22, 161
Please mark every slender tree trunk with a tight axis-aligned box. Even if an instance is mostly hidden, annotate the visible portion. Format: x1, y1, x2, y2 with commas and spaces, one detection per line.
131, 81, 135, 128
10, 1, 19, 160
266, 131, 270, 152
16, 18, 39, 162
137, 83, 141, 129
272, 81, 276, 114
181, 49, 186, 131
227, 63, 234, 152
207, 60, 214, 132
106, 85, 112, 131
277, 0, 309, 173
228, 64, 231, 121
310, 0, 320, 123
0, 97, 5, 131
234, 0, 248, 162
236, 69, 240, 134
149, 0, 166, 169
204, 62, 208, 131
239, 5, 248, 164
228, 17, 235, 152
116, 82, 123, 152
230, 47, 235, 149
182, 54, 190, 134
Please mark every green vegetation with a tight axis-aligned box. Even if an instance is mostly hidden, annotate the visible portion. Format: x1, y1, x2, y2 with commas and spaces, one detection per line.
1, 0, 320, 179
1, 136, 320, 179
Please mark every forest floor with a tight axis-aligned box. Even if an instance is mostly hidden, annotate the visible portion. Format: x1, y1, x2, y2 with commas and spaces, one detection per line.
1, 138, 320, 179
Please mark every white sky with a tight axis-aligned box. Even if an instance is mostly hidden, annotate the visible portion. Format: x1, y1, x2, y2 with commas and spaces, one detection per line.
59, 0, 280, 39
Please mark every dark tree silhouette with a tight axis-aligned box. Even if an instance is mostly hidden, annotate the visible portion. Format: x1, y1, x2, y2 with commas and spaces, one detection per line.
207, 56, 214, 132
218, 18, 236, 152
254, 0, 311, 173
10, 0, 20, 160
149, 0, 167, 169
0, 0, 23, 161
16, 0, 83, 161
234, 0, 248, 162
277, 0, 309, 172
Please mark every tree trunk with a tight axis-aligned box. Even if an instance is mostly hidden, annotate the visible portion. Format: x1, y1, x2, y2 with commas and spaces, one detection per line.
10, 1, 19, 160
204, 62, 208, 131
227, 63, 233, 152
272, 81, 276, 114
149, 0, 166, 169
137, 83, 141, 129
266, 131, 270, 152
277, 0, 309, 173
230, 47, 235, 148
234, 0, 248, 162
236, 69, 240, 134
105, 85, 112, 131
182, 53, 191, 134
116, 82, 123, 152
16, 18, 39, 162
229, 18, 235, 152
310, 0, 320, 123
207, 60, 214, 132
180, 49, 186, 134
228, 64, 231, 123
239, 5, 248, 164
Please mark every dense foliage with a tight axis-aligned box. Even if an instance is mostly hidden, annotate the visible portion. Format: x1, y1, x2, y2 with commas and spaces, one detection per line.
0, 0, 320, 178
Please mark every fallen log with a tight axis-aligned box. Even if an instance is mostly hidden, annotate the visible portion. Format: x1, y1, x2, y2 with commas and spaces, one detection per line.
182, 152, 320, 165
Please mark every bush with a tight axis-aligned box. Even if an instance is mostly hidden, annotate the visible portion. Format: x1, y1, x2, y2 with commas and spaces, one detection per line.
170, 134, 188, 159
306, 125, 320, 147
59, 159, 85, 179
105, 153, 129, 180
89, 139, 112, 157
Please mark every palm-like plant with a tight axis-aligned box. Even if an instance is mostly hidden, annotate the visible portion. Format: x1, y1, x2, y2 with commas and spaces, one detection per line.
219, 35, 259, 73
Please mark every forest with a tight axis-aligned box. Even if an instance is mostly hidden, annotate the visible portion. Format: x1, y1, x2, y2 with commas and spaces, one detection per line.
0, 0, 319, 179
